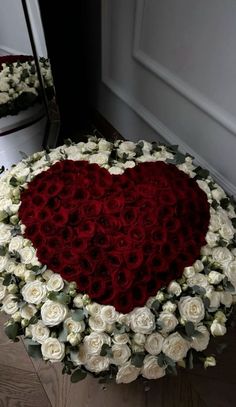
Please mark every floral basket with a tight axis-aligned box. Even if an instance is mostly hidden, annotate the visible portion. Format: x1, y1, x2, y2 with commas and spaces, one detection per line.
0, 54, 54, 119
0, 136, 235, 384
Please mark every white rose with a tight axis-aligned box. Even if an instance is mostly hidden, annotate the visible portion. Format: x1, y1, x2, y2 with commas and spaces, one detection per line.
201, 246, 212, 256
130, 307, 155, 334
19, 246, 37, 264
204, 356, 216, 368
0, 224, 11, 244
215, 311, 227, 324
67, 332, 80, 346
86, 302, 102, 316
41, 300, 68, 326
210, 320, 227, 336
83, 332, 110, 355
191, 325, 210, 351
206, 290, 221, 308
20, 304, 37, 320
21, 281, 47, 304
108, 166, 124, 175
84, 141, 97, 151
209, 213, 221, 232
220, 292, 232, 307
0, 256, 9, 272
73, 294, 84, 308
42, 269, 54, 281
2, 294, 18, 315
112, 333, 130, 345
46, 274, 64, 292
0, 92, 10, 104
11, 263, 27, 279
0, 182, 11, 198
116, 362, 140, 384
211, 187, 226, 201
145, 332, 164, 355
141, 355, 165, 380
64, 317, 85, 333
206, 231, 219, 247
100, 305, 118, 324
157, 311, 178, 334
167, 281, 182, 296
88, 315, 107, 332
162, 332, 190, 362
212, 247, 233, 267
89, 152, 109, 165
162, 301, 177, 313
183, 266, 196, 279
85, 355, 110, 373
112, 344, 131, 365
8, 236, 24, 252
208, 271, 224, 285
224, 261, 236, 291
219, 224, 234, 241
187, 273, 209, 289
98, 139, 111, 151
31, 321, 50, 343
133, 333, 146, 346
178, 296, 205, 323
156, 292, 165, 302
41, 338, 65, 362
0, 278, 7, 301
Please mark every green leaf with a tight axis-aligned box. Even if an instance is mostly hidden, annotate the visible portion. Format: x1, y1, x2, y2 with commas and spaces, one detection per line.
100, 344, 113, 357
9, 176, 19, 187
193, 166, 210, 179
72, 309, 84, 322
167, 151, 186, 165
58, 326, 68, 342
0, 166, 5, 175
64, 138, 73, 146
28, 315, 39, 325
185, 321, 195, 338
223, 280, 235, 292
167, 144, 179, 153
220, 198, 230, 209
27, 344, 42, 359
47, 291, 70, 304
151, 299, 160, 312
131, 352, 145, 367
191, 285, 206, 295
0, 246, 7, 256
5, 323, 20, 341
203, 297, 210, 309
71, 369, 87, 383
186, 350, 194, 369
3, 273, 12, 286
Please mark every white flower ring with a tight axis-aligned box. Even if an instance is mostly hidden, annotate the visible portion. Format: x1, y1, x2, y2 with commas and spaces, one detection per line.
0, 136, 235, 384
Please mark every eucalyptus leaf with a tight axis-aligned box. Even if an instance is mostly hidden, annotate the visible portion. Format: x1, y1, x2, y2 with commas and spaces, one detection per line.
100, 344, 113, 357
0, 166, 5, 174
186, 350, 194, 369
231, 218, 236, 228
3, 273, 12, 286
191, 285, 206, 295
27, 344, 42, 359
185, 321, 195, 338
72, 309, 84, 322
71, 369, 87, 383
151, 300, 160, 312
28, 315, 39, 325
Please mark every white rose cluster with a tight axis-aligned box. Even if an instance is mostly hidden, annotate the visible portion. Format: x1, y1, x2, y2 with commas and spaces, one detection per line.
0, 135, 235, 385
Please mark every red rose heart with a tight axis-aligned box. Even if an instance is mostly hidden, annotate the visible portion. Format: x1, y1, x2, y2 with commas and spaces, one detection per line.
19, 160, 210, 313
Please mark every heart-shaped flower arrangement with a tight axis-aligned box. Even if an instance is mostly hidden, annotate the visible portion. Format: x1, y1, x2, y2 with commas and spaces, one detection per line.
19, 159, 209, 313
0, 137, 235, 385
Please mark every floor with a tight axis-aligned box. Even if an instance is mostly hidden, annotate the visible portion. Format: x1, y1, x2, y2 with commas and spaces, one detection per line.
0, 313, 236, 407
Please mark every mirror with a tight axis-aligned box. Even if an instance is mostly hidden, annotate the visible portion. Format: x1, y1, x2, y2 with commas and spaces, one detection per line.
0, 0, 59, 169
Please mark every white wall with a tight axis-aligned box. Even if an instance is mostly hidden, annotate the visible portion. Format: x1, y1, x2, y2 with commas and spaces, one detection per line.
98, 0, 236, 196
0, 0, 47, 56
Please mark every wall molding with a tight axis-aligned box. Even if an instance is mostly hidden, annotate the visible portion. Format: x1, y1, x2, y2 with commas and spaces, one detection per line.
133, 0, 236, 135
101, 0, 236, 196
103, 75, 236, 196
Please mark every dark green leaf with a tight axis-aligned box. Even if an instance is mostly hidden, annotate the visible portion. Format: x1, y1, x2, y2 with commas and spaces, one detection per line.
131, 352, 145, 367
0, 246, 7, 256
71, 369, 87, 383
220, 198, 230, 209
0, 166, 5, 175
100, 344, 113, 357
27, 344, 42, 359
166, 363, 177, 376
9, 176, 18, 187
157, 353, 165, 367
3, 273, 12, 286
223, 280, 235, 292
186, 349, 194, 369
28, 315, 39, 325
167, 151, 186, 165
5, 323, 20, 341
151, 300, 160, 312
193, 166, 210, 179
64, 138, 73, 146
203, 297, 210, 309
167, 144, 179, 153
185, 321, 195, 338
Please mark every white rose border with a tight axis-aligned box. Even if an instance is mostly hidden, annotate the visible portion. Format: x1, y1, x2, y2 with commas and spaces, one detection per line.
0, 136, 236, 384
